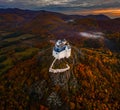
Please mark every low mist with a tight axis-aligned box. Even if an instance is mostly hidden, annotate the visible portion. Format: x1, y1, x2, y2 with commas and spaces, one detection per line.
79, 32, 104, 39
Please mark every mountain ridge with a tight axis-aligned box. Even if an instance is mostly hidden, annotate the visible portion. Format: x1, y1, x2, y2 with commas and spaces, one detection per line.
0, 8, 119, 33
0, 8, 112, 20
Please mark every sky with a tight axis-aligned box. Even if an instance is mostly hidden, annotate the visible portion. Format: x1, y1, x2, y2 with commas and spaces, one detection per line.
0, 0, 120, 18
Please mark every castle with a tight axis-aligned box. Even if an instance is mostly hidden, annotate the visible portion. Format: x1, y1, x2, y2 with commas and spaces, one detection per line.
52, 39, 71, 60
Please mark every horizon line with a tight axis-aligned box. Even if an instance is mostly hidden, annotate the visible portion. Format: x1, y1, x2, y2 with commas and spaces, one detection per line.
0, 7, 120, 19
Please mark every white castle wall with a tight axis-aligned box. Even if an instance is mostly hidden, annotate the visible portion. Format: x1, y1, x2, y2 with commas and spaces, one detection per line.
53, 48, 71, 60
66, 48, 71, 58
49, 58, 70, 73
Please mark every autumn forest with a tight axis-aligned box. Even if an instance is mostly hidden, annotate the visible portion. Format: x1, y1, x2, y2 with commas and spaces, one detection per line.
0, 8, 120, 110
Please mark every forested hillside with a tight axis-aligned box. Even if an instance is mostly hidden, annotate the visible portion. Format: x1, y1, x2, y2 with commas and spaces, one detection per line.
0, 9, 120, 110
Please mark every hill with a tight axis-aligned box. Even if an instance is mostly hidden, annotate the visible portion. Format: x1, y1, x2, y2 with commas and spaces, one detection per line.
0, 8, 120, 110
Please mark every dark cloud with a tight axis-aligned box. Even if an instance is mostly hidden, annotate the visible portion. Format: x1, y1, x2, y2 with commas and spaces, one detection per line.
0, 0, 119, 9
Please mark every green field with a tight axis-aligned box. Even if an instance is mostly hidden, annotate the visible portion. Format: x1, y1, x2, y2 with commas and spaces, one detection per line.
0, 31, 40, 75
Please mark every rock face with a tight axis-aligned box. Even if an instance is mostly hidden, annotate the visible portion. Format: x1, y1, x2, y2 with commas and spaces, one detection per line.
47, 45, 78, 109
50, 70, 71, 87
47, 92, 62, 109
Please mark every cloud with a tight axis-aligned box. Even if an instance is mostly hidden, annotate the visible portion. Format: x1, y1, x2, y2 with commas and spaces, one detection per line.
8, 0, 14, 2
79, 32, 104, 39
1, 0, 120, 7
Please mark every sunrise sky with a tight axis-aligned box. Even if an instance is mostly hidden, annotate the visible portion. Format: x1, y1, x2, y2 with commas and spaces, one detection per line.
0, 0, 120, 18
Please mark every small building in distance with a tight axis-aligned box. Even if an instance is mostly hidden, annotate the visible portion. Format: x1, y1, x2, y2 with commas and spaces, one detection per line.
53, 39, 71, 60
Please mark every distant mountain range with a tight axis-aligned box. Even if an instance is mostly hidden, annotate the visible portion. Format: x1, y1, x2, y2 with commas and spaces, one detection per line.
0, 8, 110, 20
0, 8, 120, 30
0, 8, 120, 51
0, 8, 120, 33
0, 8, 120, 34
